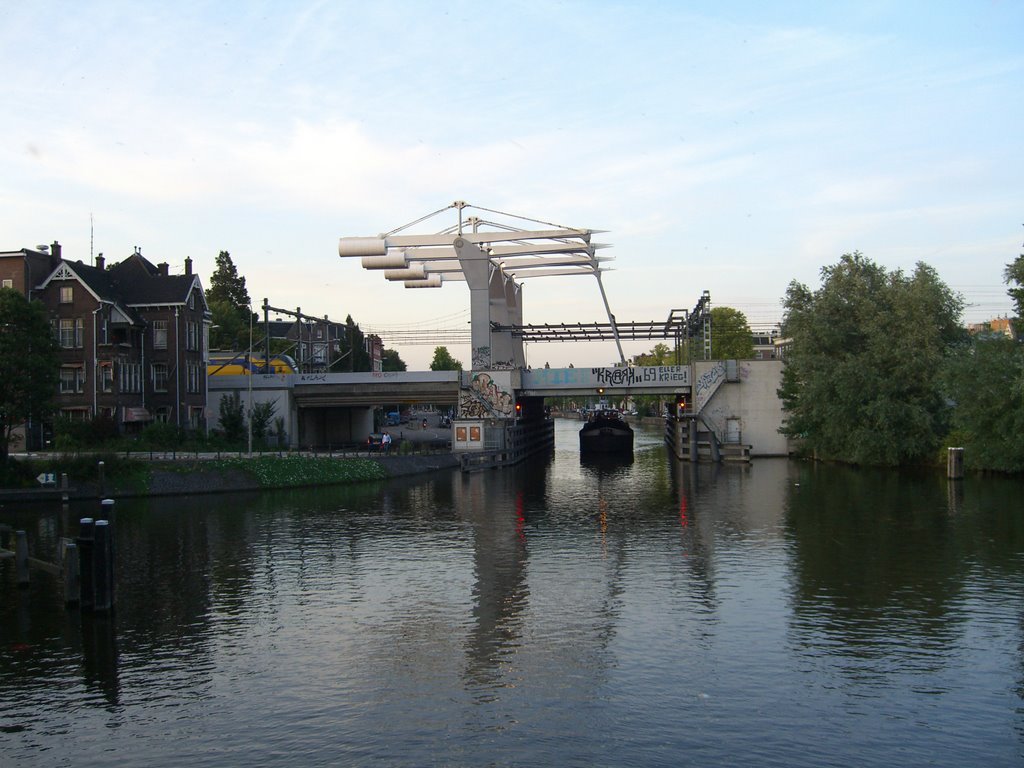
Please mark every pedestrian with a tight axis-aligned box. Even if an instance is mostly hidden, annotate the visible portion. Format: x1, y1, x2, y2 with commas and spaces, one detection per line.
381, 431, 392, 453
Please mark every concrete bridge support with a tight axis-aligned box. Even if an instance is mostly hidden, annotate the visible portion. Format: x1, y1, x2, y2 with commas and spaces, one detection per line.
454, 237, 524, 370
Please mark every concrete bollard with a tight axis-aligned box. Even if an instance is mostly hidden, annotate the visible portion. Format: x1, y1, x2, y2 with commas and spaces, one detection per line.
15, 530, 30, 586
78, 518, 95, 610
947, 447, 965, 480
97, 460, 106, 497
92, 520, 113, 612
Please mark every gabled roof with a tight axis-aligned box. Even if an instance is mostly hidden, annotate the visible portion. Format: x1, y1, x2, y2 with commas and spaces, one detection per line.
121, 274, 200, 306
37, 251, 208, 315
108, 251, 160, 281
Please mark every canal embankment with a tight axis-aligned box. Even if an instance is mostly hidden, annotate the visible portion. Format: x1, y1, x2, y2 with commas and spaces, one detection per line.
0, 452, 461, 502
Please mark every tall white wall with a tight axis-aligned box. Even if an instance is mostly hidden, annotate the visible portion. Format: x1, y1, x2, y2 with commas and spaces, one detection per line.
695, 360, 788, 456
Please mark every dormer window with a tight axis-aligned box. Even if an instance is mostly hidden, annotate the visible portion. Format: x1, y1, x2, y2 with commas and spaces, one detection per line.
60, 285, 73, 303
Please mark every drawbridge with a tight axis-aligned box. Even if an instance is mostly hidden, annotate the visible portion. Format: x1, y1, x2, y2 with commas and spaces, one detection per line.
338, 201, 712, 366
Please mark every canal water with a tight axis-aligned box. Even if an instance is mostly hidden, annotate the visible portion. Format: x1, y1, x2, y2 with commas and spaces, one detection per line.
2, 419, 1024, 767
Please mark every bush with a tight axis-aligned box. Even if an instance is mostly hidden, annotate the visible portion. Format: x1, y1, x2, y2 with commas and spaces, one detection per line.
0, 458, 37, 488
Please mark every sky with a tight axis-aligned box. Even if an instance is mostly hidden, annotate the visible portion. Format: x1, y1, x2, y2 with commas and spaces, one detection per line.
3, 1, 1021, 370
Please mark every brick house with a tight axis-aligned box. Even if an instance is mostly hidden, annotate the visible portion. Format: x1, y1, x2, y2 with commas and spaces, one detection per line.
0, 241, 61, 299
32, 247, 210, 435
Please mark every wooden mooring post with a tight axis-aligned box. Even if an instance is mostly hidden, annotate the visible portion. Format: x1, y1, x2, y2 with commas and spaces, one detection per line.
77, 501, 116, 613
1, 500, 115, 609
947, 447, 965, 480
1, 527, 63, 588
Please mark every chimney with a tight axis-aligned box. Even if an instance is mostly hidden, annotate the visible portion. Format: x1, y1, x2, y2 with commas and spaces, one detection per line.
158, 262, 169, 277
51, 241, 62, 260
96, 253, 105, 270
184, 256, 192, 276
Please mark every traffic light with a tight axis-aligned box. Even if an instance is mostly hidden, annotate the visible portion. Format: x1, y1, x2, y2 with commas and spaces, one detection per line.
515, 402, 522, 417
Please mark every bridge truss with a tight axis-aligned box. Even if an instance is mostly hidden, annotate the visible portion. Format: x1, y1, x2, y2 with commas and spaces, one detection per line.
493, 291, 713, 363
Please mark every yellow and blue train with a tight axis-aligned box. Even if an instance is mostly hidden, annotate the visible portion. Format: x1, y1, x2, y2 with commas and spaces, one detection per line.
207, 353, 298, 376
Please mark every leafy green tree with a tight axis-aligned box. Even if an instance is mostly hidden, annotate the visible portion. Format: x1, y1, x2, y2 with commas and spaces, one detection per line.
633, 343, 674, 366
381, 348, 407, 371
249, 400, 277, 443
208, 298, 252, 351
943, 336, 1024, 472
0, 288, 59, 461
710, 306, 755, 359
206, 251, 254, 349
218, 391, 245, 443
342, 315, 372, 372
430, 346, 462, 371
207, 250, 250, 307
780, 252, 964, 466
1005, 246, 1024, 338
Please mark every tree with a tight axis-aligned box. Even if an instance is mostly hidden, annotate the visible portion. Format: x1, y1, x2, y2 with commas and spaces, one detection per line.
633, 343, 674, 366
342, 315, 372, 372
1005, 244, 1024, 337
208, 298, 251, 351
206, 251, 253, 350
710, 306, 754, 359
206, 250, 250, 308
430, 346, 462, 371
943, 336, 1024, 472
249, 400, 277, 443
779, 252, 964, 466
0, 288, 59, 461
381, 348, 407, 371
218, 391, 245, 443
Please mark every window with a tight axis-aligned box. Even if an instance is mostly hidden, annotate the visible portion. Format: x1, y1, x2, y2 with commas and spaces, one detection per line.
98, 362, 113, 392
186, 321, 198, 351
152, 362, 168, 392
187, 363, 203, 393
1, 278, 12, 289
60, 366, 84, 393
100, 316, 109, 345
155, 406, 171, 423
74, 318, 84, 348
59, 319, 75, 348
120, 361, 142, 394
153, 320, 168, 349
60, 285, 73, 303
188, 291, 195, 310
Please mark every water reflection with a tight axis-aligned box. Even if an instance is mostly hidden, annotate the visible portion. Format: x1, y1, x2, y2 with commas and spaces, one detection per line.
3, 424, 1024, 766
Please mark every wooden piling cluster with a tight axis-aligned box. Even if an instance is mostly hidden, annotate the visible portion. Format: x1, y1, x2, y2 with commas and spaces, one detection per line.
2, 499, 116, 611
